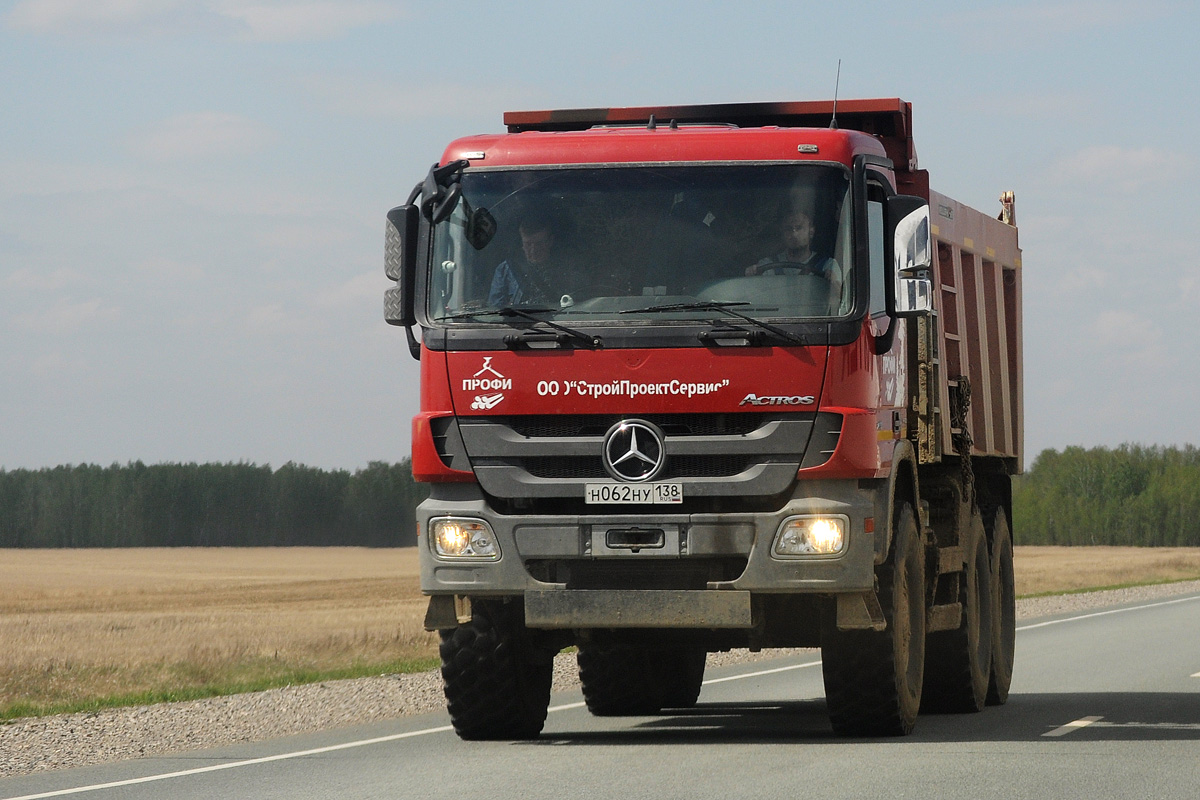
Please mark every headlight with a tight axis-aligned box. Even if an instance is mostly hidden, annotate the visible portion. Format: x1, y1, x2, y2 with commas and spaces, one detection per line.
772, 515, 847, 557
430, 518, 500, 560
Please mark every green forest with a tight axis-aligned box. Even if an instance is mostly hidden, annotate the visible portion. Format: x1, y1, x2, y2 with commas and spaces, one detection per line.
0, 461, 427, 548
1013, 444, 1200, 546
2, 445, 1200, 547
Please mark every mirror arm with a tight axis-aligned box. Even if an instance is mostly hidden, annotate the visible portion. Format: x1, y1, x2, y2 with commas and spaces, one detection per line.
405, 179, 423, 206
418, 159, 470, 221
405, 326, 421, 360
873, 314, 897, 355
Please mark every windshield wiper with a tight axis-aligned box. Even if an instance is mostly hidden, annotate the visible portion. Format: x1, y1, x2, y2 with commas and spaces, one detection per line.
623, 301, 806, 346
437, 306, 557, 321
437, 307, 601, 348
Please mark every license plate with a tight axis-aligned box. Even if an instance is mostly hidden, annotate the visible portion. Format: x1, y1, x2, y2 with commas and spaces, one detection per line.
584, 483, 683, 504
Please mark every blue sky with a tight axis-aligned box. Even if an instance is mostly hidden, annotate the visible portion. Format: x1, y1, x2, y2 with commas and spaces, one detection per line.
1, 0, 1197, 470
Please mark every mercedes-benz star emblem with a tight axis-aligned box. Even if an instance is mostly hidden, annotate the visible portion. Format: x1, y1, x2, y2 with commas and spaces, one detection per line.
602, 420, 666, 482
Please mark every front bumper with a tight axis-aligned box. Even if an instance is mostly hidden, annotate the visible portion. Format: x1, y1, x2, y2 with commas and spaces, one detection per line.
418, 479, 883, 629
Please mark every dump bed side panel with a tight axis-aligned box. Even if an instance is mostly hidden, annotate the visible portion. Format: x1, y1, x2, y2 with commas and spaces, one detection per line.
928, 190, 1022, 468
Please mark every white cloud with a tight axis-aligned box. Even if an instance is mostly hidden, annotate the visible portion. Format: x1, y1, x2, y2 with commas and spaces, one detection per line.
134, 256, 205, 282
943, 1, 1170, 40
4, 267, 83, 291
28, 349, 92, 379
956, 91, 1093, 121
1180, 274, 1200, 304
304, 74, 535, 121
214, 1, 400, 42
10, 298, 122, 334
1051, 145, 1182, 192
316, 270, 383, 308
0, 160, 141, 201
258, 223, 354, 250
5, 0, 220, 36
129, 112, 278, 161
1089, 309, 1168, 369
9, 0, 175, 29
6, 0, 400, 40
242, 302, 309, 335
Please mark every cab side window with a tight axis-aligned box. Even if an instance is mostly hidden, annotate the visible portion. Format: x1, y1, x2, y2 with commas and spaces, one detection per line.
867, 181, 887, 316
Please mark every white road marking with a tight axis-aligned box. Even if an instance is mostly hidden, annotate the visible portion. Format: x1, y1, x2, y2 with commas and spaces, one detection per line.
548, 700, 587, 712
7, 592, 1198, 800
1043, 716, 1103, 737
1016, 593, 1200, 632
2, 726, 455, 800
701, 660, 823, 685
0, 665, 825, 800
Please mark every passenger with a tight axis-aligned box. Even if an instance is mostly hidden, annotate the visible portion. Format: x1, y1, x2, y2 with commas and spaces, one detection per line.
488, 212, 561, 307
746, 208, 843, 302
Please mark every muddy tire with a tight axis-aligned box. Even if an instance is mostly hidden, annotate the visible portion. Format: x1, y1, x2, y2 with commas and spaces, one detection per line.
660, 647, 707, 709
439, 600, 553, 740
987, 507, 1016, 705
577, 641, 665, 716
822, 502, 926, 737
923, 512, 994, 713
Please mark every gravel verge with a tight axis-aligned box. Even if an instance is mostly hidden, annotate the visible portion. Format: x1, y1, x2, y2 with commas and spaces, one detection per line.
3, 579, 1198, 779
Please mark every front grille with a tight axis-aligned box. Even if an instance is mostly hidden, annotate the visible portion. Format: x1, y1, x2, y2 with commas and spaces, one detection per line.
459, 412, 826, 501
521, 454, 757, 480
504, 413, 772, 438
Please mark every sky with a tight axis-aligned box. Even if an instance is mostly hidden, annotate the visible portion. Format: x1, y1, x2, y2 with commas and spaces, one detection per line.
1, 0, 1198, 471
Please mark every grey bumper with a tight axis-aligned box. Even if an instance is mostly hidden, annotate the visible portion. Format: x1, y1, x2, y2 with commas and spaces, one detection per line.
418, 479, 884, 629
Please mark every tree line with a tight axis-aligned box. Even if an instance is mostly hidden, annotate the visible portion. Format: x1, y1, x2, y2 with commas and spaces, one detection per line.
0, 461, 428, 548
1013, 444, 1200, 546
3, 445, 1200, 548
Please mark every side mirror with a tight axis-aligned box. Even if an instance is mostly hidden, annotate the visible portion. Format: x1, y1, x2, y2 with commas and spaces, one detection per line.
887, 195, 933, 317
384, 204, 418, 327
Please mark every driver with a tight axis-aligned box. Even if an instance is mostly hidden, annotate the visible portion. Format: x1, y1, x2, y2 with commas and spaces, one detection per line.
488, 211, 560, 306
746, 208, 843, 301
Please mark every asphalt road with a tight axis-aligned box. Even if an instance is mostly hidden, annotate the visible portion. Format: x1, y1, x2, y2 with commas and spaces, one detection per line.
3, 592, 1199, 800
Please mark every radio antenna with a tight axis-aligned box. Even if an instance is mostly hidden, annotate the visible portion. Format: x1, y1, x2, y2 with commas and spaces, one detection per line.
829, 59, 842, 129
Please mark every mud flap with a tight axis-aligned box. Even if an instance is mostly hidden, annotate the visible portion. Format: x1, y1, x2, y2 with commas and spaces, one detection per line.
836, 591, 887, 631
424, 595, 473, 630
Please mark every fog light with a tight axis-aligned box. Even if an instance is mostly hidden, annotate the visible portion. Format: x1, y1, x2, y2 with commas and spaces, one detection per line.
772, 516, 847, 557
431, 518, 500, 559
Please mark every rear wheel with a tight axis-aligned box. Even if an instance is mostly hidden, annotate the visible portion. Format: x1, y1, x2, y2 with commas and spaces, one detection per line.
923, 511, 993, 713
439, 600, 553, 740
822, 502, 926, 736
987, 507, 1016, 705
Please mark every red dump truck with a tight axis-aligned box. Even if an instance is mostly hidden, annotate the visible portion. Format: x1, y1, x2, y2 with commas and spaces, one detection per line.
384, 98, 1022, 739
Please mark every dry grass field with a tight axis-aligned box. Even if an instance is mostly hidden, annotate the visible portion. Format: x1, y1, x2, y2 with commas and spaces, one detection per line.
2, 545, 1199, 720
0, 548, 436, 720
1014, 545, 1200, 595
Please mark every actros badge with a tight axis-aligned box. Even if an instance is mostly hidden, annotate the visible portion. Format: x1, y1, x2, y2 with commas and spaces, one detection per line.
602, 419, 666, 482
739, 393, 815, 406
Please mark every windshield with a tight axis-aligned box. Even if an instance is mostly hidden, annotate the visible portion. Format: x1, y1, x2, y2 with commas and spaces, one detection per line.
428, 164, 852, 323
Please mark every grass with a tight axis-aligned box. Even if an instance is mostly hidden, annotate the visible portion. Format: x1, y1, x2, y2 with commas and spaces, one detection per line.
1012, 545, 1200, 596
0, 547, 439, 722
2, 545, 1198, 722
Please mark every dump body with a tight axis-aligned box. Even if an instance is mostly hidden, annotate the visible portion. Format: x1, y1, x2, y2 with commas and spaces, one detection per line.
387, 98, 1022, 738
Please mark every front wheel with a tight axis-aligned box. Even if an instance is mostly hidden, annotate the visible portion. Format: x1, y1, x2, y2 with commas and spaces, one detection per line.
659, 647, 707, 709
822, 502, 926, 736
439, 600, 553, 740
